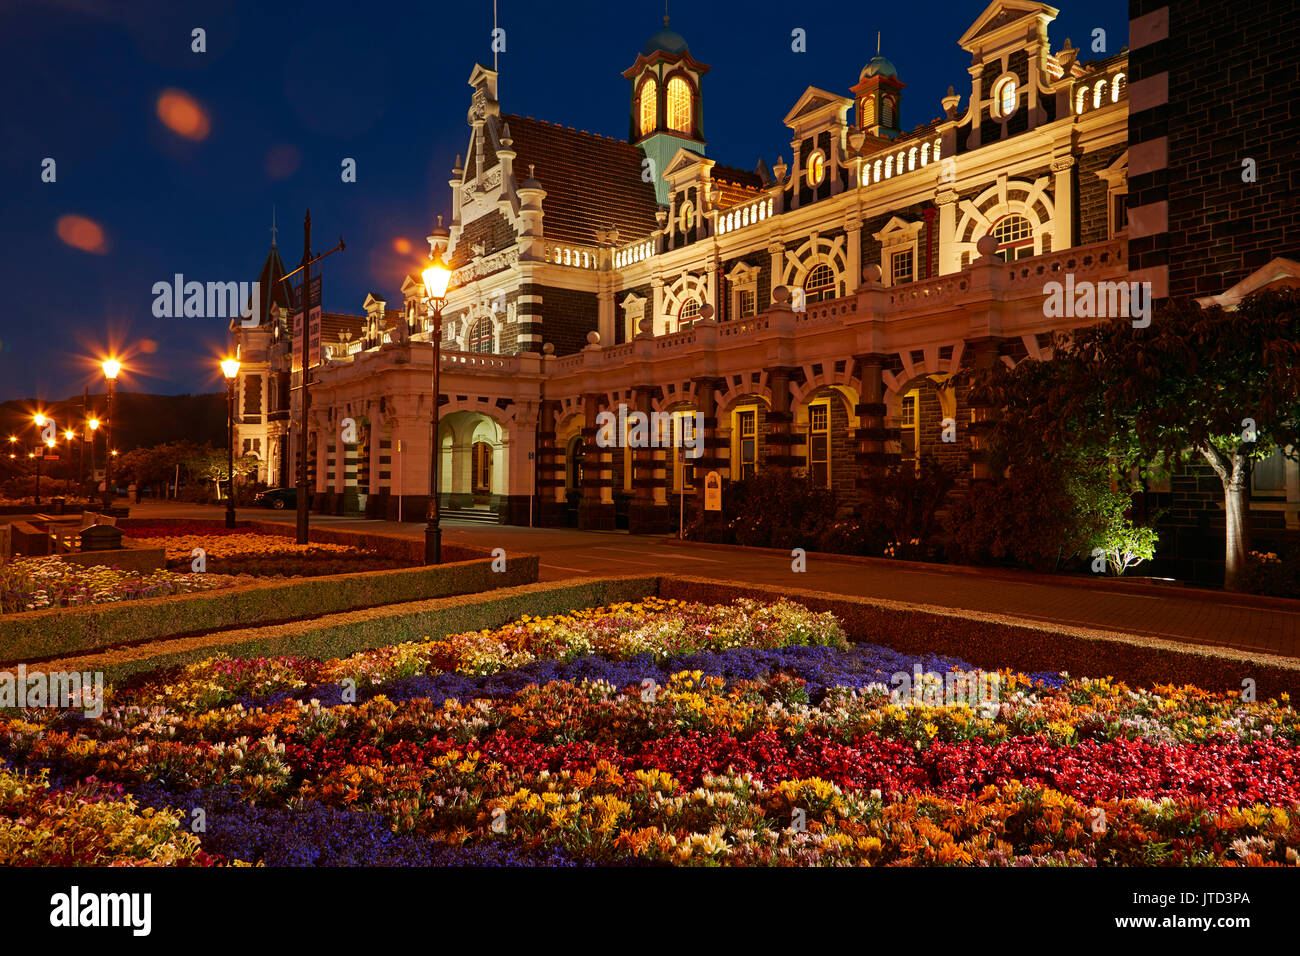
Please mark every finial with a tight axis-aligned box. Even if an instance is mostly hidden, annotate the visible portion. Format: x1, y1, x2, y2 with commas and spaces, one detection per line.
877, 31, 881, 56
271, 206, 277, 247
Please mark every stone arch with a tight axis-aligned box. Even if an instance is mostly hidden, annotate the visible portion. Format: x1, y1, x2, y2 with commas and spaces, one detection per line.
437, 409, 509, 509
660, 273, 710, 335
953, 177, 1056, 266
781, 234, 850, 304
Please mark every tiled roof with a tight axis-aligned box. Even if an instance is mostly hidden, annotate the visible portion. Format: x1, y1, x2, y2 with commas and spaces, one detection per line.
502, 113, 660, 246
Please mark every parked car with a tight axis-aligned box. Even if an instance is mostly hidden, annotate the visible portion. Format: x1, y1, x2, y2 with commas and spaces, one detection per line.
254, 487, 296, 510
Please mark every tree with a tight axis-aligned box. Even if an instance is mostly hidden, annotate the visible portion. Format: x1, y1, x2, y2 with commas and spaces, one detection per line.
976, 288, 1300, 590
184, 446, 259, 499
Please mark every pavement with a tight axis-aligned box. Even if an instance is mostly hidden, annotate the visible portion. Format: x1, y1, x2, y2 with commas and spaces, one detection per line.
102, 499, 1300, 661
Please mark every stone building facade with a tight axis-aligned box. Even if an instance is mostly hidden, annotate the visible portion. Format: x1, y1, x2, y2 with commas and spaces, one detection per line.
230, 0, 1297, 581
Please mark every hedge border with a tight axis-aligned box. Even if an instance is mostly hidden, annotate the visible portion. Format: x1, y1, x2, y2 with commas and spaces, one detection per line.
42, 576, 659, 684
658, 577, 1300, 699
0, 553, 539, 665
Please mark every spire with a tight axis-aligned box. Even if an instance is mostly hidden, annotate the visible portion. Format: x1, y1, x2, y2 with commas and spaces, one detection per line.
270, 206, 278, 248
877, 31, 881, 56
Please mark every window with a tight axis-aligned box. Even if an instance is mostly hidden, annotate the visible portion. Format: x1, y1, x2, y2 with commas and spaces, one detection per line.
1252, 449, 1288, 496
891, 249, 914, 285
804, 263, 836, 303
1093, 79, 1106, 109
737, 288, 756, 318
737, 409, 757, 480
472, 441, 492, 494
806, 150, 826, 187
638, 78, 657, 136
899, 392, 919, 461
1112, 192, 1128, 237
881, 95, 895, 127
666, 76, 691, 134
1076, 87, 1088, 114
860, 97, 875, 127
671, 412, 696, 492
468, 316, 494, 353
989, 214, 1034, 261
1111, 73, 1126, 102
678, 298, 701, 330
808, 403, 829, 487
994, 77, 1017, 118
679, 201, 695, 234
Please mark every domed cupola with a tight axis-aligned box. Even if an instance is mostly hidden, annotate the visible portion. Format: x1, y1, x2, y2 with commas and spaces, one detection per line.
851, 41, 905, 140
623, 17, 710, 204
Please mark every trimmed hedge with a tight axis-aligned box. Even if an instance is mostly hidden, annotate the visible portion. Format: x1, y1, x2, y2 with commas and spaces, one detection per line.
44, 576, 658, 685
658, 576, 1300, 699
0, 554, 539, 666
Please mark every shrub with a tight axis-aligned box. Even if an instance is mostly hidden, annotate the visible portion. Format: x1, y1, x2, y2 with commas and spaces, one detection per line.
859, 456, 954, 560
684, 471, 839, 550
1239, 545, 1300, 598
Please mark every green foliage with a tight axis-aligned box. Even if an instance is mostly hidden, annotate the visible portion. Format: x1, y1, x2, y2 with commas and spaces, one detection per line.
1074, 481, 1161, 576
1239, 546, 1300, 598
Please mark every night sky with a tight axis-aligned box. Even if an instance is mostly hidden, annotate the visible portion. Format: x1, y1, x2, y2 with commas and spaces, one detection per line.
0, 0, 1126, 403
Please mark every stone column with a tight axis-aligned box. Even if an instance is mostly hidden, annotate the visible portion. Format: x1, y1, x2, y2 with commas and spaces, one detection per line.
853, 353, 895, 501
627, 386, 668, 534
763, 367, 804, 476
1051, 156, 1075, 252
535, 397, 566, 526
577, 392, 614, 530
964, 337, 1005, 483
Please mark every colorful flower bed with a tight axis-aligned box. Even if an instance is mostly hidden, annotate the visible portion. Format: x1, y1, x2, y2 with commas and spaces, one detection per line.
119, 521, 409, 576
1, 597, 1298, 866
0, 556, 227, 613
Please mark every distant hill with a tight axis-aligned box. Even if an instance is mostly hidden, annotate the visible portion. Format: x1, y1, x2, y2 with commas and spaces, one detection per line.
0, 392, 226, 452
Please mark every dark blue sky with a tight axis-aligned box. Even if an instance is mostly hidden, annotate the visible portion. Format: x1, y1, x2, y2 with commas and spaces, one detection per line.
0, 0, 1126, 403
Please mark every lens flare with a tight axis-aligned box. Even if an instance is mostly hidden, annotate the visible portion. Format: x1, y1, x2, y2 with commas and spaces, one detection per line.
56, 215, 109, 255
156, 89, 210, 141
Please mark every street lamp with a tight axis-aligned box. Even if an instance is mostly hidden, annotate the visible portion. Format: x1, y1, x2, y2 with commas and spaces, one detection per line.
102, 358, 121, 511
31, 415, 48, 504
421, 232, 452, 565
221, 357, 240, 528
86, 418, 99, 497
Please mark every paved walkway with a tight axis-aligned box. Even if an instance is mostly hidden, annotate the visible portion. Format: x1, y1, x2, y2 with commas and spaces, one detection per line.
72, 501, 1296, 659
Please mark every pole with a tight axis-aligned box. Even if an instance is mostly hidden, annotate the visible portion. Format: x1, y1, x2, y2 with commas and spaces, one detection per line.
678, 447, 684, 539
225, 378, 236, 528
35, 452, 42, 506
425, 302, 443, 563
295, 210, 312, 544
103, 378, 115, 511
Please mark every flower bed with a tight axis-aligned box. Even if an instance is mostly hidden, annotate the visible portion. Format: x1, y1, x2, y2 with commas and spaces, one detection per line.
0, 556, 227, 613
119, 520, 410, 576
2, 597, 1298, 866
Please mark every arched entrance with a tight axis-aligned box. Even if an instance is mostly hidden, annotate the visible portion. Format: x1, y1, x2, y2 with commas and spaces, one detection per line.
437, 410, 508, 523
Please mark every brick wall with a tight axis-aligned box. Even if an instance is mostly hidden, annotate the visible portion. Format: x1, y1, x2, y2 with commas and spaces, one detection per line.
450, 210, 518, 269
1129, 0, 1300, 298
1077, 142, 1126, 244
539, 285, 600, 356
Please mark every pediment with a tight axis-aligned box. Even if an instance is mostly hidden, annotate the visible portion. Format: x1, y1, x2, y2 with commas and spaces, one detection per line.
959, 0, 1059, 52
1195, 258, 1300, 309
783, 87, 853, 129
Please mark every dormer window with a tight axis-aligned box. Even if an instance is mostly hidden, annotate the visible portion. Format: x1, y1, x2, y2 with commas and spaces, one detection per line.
993, 77, 1018, 118
638, 78, 657, 136
666, 76, 692, 134
806, 150, 826, 187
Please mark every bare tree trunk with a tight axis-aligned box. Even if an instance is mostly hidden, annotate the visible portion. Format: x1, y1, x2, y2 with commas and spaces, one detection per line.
1202, 446, 1249, 590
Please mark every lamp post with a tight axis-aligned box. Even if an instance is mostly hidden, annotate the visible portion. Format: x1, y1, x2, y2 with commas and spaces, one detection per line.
86, 418, 99, 498
421, 225, 452, 565
102, 359, 120, 511
32, 415, 48, 504
221, 358, 240, 528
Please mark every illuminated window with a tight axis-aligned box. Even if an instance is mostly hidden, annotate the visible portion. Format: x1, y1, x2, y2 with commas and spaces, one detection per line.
737, 408, 757, 480
678, 298, 701, 330
989, 214, 1034, 261
469, 316, 494, 353
1076, 87, 1088, 114
891, 249, 914, 285
671, 412, 697, 492
881, 95, 895, 127
806, 150, 826, 187
666, 76, 691, 134
808, 403, 830, 487
472, 441, 492, 494
804, 263, 836, 303
899, 392, 919, 461
1111, 73, 1126, 102
638, 78, 657, 136
1093, 79, 1106, 109
860, 97, 875, 127
737, 288, 756, 318
994, 77, 1018, 117
679, 201, 694, 234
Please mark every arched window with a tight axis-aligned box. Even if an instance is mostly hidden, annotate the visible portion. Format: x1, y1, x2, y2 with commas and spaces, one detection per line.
988, 214, 1035, 262
678, 298, 701, 330
1111, 73, 1126, 102
638, 78, 657, 136
806, 150, 826, 187
679, 201, 695, 234
469, 316, 494, 353
908, 147, 916, 171
860, 97, 875, 127
1076, 87, 1088, 114
666, 76, 692, 134
921, 143, 930, 165
1093, 79, 1106, 109
471, 441, 492, 494
885, 156, 893, 178
994, 77, 1017, 117
874, 159, 882, 181
881, 95, 895, 127
804, 263, 836, 304
860, 164, 871, 187
933, 138, 941, 161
